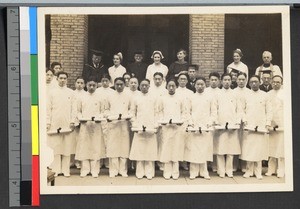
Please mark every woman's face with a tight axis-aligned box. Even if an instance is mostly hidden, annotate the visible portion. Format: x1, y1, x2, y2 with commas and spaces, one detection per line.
153, 54, 161, 64
233, 52, 241, 63
113, 55, 121, 66
177, 51, 186, 61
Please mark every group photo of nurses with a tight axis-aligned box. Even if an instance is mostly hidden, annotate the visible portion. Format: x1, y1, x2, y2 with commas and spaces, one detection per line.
45, 47, 285, 182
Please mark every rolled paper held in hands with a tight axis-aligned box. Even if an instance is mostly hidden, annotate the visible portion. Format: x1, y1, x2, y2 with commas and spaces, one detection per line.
268, 125, 284, 132
214, 123, 240, 130
131, 126, 157, 133
47, 127, 72, 135
78, 117, 106, 122
244, 126, 269, 133
185, 126, 213, 133
107, 114, 132, 122
158, 119, 184, 126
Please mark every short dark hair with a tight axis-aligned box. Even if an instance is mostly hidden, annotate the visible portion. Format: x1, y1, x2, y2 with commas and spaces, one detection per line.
177, 72, 189, 80
101, 74, 111, 81
221, 73, 232, 80
86, 76, 97, 83
272, 75, 283, 82
75, 76, 85, 83
166, 78, 178, 87
209, 72, 220, 79
237, 72, 247, 78
56, 71, 68, 78
249, 75, 260, 83
114, 77, 125, 84
153, 72, 164, 78
122, 72, 131, 78
50, 62, 62, 70
46, 68, 54, 74
195, 76, 206, 83
140, 79, 150, 84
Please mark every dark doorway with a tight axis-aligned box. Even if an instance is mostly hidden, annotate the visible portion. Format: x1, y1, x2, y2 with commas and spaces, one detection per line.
88, 15, 189, 68
224, 14, 282, 76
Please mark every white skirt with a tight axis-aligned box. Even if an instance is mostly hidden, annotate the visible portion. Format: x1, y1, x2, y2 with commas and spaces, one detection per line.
75, 122, 106, 161
184, 131, 213, 163
106, 120, 130, 158
240, 131, 269, 161
47, 131, 75, 156
129, 132, 158, 161
269, 131, 284, 158
159, 124, 185, 162
213, 130, 241, 155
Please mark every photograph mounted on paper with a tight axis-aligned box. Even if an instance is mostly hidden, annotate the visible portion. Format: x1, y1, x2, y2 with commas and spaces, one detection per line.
37, 6, 293, 194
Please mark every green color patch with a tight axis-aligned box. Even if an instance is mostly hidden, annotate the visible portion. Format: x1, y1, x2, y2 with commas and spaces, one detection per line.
31, 55, 38, 105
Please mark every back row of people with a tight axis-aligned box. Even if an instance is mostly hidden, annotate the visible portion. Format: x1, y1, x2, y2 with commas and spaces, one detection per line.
48, 48, 282, 91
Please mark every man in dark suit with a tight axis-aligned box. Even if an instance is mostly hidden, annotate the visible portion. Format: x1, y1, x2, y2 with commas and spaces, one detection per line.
259, 71, 273, 92
186, 64, 197, 92
82, 49, 108, 87
127, 51, 148, 84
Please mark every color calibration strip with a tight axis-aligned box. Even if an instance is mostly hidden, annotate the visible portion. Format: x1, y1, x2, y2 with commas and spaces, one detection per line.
29, 6, 40, 206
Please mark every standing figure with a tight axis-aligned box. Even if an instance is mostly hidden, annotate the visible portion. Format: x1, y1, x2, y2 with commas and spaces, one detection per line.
214, 73, 241, 178
71, 76, 86, 169
266, 75, 285, 178
185, 77, 217, 180
226, 49, 249, 83
176, 73, 194, 170
96, 74, 114, 169
158, 79, 186, 180
108, 52, 127, 86
146, 51, 168, 86
82, 49, 108, 87
46, 71, 76, 177
234, 72, 251, 172
127, 51, 148, 84
106, 77, 132, 177
167, 49, 189, 80
255, 51, 283, 84
76, 77, 106, 178
240, 75, 272, 179
129, 79, 158, 179
187, 65, 197, 92
206, 72, 221, 172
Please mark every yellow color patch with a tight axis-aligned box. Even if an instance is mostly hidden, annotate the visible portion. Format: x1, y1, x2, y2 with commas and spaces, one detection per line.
31, 105, 39, 155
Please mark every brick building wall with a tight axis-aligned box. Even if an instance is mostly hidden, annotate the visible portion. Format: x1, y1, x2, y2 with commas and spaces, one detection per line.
189, 14, 225, 82
50, 15, 88, 89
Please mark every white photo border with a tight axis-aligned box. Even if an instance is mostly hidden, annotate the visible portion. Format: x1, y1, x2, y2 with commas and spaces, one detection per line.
37, 5, 293, 194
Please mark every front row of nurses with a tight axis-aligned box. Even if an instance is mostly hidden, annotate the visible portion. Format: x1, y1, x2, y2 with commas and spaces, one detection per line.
46, 71, 284, 180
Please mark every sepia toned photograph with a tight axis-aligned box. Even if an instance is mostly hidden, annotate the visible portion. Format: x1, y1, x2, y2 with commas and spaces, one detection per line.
38, 6, 293, 194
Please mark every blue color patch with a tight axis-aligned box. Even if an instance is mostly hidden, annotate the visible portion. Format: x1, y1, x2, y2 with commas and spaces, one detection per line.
29, 7, 37, 54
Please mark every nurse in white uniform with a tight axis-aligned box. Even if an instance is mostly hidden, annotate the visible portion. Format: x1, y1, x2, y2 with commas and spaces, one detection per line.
146, 51, 169, 86
47, 71, 76, 177
240, 75, 272, 179
106, 77, 132, 177
129, 79, 158, 179
214, 73, 241, 178
108, 52, 127, 86
185, 77, 217, 180
76, 77, 106, 178
266, 75, 285, 178
157, 79, 186, 179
